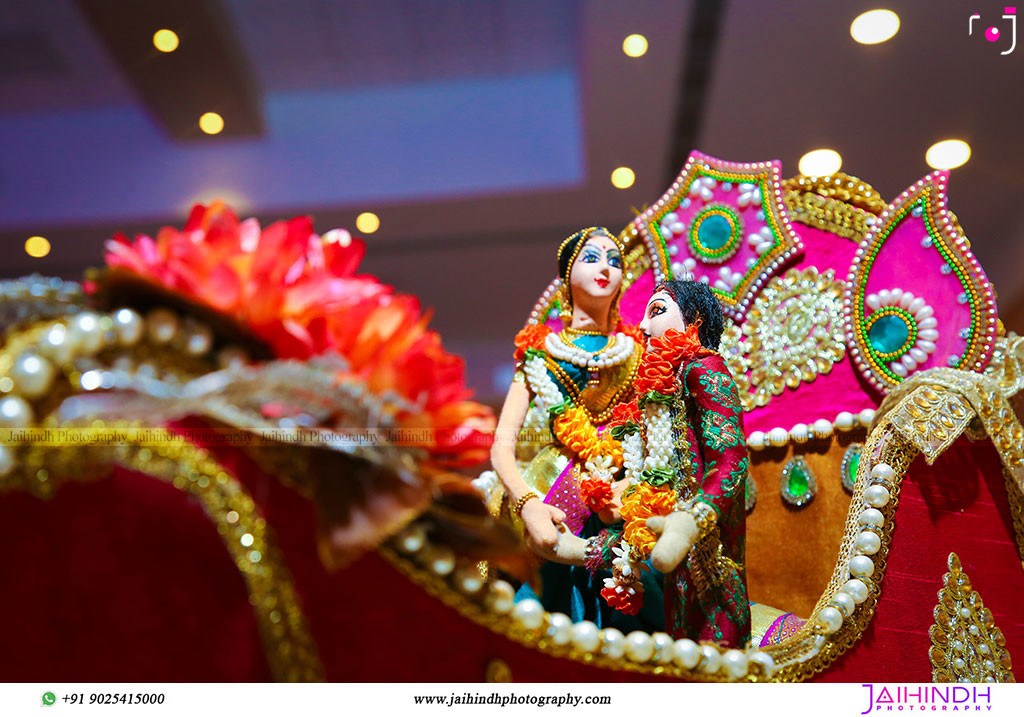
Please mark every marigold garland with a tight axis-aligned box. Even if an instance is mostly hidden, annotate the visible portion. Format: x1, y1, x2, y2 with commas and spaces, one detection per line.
517, 321, 643, 514
579, 478, 614, 512
633, 324, 712, 400
551, 406, 623, 467
514, 324, 552, 363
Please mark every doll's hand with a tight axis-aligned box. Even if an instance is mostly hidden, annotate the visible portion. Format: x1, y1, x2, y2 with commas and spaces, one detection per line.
647, 511, 699, 572
520, 498, 566, 553
533, 532, 589, 565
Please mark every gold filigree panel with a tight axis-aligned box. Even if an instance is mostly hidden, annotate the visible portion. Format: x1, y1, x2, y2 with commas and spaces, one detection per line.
886, 386, 974, 464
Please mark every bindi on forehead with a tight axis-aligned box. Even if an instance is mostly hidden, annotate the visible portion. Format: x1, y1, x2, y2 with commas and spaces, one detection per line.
586, 235, 617, 250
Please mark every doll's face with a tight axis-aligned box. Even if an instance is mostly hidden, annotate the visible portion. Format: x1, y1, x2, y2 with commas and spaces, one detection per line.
569, 234, 623, 304
639, 290, 686, 347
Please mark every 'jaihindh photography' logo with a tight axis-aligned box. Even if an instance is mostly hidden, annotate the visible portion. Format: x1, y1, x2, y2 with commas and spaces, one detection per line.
969, 7, 1017, 54
860, 684, 994, 713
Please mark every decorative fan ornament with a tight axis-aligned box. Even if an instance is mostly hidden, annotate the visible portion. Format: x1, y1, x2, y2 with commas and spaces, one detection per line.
625, 151, 804, 321
843, 172, 999, 393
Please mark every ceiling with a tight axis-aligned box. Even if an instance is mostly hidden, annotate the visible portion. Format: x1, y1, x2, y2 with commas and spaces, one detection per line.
1, 0, 1022, 400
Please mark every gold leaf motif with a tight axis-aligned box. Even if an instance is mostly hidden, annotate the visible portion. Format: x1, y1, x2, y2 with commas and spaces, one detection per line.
929, 552, 1015, 683
485, 658, 513, 683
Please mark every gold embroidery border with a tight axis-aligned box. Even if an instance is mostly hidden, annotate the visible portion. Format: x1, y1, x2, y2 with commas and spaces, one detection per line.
3, 421, 324, 681
781, 172, 885, 242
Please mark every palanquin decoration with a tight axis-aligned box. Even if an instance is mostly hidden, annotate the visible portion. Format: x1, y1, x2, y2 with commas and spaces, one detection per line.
1, 153, 1022, 682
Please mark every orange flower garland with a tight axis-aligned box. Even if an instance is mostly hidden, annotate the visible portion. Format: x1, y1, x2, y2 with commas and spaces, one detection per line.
633, 324, 712, 399
619, 482, 677, 559
551, 407, 623, 466
551, 405, 623, 511
513, 324, 552, 363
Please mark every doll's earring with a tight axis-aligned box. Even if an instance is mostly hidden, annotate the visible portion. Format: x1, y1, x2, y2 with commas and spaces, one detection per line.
558, 289, 572, 321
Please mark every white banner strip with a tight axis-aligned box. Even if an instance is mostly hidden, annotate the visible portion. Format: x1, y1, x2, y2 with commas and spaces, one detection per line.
2, 683, 1021, 716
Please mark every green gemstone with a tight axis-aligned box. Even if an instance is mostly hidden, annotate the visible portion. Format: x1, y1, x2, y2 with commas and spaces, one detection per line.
868, 313, 911, 355
787, 463, 809, 497
846, 451, 860, 486
698, 214, 734, 251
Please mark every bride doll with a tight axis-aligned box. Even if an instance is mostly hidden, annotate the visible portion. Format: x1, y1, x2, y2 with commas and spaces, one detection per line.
490, 227, 665, 630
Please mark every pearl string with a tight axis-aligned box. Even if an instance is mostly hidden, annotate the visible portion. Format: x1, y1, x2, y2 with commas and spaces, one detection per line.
745, 409, 877, 450
544, 331, 635, 370
390, 521, 777, 679
621, 432, 643, 484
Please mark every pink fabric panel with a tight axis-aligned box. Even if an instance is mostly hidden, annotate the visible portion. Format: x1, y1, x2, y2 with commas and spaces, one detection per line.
789, 223, 859, 276
742, 223, 879, 432
860, 210, 972, 372
543, 458, 589, 536
618, 270, 656, 326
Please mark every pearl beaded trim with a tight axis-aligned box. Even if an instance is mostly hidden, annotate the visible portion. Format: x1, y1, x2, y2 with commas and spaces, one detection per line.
745, 409, 876, 450
621, 432, 643, 484
389, 521, 777, 679
523, 354, 564, 411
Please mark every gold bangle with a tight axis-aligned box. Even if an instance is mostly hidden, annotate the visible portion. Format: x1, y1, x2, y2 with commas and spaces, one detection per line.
679, 498, 717, 540
513, 493, 539, 517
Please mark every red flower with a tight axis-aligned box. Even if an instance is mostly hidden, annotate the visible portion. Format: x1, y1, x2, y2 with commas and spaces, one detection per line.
608, 399, 640, 429
580, 478, 613, 511
101, 202, 495, 467
513, 324, 552, 363
601, 585, 644, 615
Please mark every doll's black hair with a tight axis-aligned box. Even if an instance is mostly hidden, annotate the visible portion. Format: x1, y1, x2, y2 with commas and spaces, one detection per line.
654, 279, 725, 350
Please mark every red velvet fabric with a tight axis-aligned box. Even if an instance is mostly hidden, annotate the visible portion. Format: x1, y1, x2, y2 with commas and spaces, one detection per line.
0, 470, 270, 681
819, 439, 1024, 682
